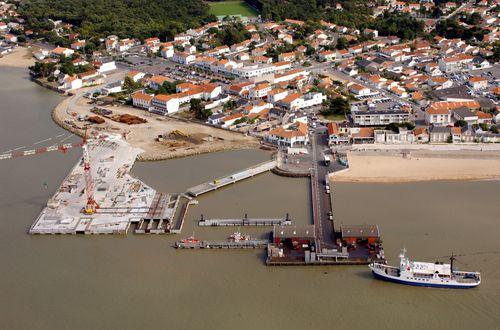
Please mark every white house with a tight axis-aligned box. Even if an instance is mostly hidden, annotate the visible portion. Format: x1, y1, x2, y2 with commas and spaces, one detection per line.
268, 88, 289, 103
101, 81, 123, 95
172, 52, 196, 65
160, 43, 174, 58
249, 82, 272, 99
58, 75, 82, 91
151, 94, 180, 115
221, 113, 245, 128
267, 122, 309, 147
319, 50, 336, 62
279, 92, 326, 110
132, 91, 153, 109
348, 83, 371, 96
127, 70, 146, 82
52, 46, 74, 58
438, 54, 474, 73
96, 60, 116, 73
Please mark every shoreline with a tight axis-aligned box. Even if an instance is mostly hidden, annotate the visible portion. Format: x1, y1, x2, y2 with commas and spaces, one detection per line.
50, 91, 262, 162
330, 151, 500, 183
6, 48, 499, 175
0, 46, 35, 68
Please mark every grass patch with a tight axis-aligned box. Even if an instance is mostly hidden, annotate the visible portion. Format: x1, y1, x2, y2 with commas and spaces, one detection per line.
208, 0, 258, 17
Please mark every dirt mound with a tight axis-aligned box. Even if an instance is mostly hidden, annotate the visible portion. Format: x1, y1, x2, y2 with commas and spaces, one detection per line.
112, 114, 147, 125
88, 115, 105, 124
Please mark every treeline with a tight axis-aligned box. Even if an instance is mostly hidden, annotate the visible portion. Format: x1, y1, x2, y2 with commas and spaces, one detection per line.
367, 13, 424, 40
436, 18, 487, 42
257, 0, 372, 27
19, 0, 214, 41
255, 0, 424, 40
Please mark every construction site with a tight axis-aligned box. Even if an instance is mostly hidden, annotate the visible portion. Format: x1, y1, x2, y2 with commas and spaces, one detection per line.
27, 134, 191, 235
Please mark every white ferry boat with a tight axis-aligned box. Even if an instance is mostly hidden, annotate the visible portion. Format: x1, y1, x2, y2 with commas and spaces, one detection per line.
369, 249, 481, 289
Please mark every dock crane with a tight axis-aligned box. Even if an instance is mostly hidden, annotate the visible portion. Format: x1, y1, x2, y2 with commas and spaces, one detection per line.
82, 132, 99, 215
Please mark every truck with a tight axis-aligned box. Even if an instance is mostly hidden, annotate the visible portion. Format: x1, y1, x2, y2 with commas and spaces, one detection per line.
323, 154, 331, 166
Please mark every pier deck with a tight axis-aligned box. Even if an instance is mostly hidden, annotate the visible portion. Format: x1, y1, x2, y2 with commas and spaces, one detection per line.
175, 240, 268, 249
198, 215, 291, 227
186, 160, 276, 196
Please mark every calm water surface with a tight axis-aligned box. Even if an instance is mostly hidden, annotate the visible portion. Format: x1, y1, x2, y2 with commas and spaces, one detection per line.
0, 67, 499, 329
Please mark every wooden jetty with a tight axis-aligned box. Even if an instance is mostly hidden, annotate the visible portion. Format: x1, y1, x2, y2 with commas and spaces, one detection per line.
198, 214, 291, 227
186, 160, 276, 197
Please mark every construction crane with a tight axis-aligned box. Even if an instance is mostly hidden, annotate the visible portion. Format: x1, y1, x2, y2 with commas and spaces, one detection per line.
82, 133, 99, 215
0, 131, 109, 215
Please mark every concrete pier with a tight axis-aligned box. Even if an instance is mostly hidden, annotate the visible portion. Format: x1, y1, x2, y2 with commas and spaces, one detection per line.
198, 214, 291, 227
29, 136, 180, 235
175, 240, 268, 249
186, 160, 276, 196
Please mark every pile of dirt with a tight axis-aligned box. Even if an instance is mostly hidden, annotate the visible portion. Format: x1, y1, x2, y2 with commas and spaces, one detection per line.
88, 115, 105, 124
112, 114, 147, 125
156, 130, 214, 148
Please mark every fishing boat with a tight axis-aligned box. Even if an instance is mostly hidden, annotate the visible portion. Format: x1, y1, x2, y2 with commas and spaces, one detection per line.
175, 235, 202, 248
369, 248, 481, 289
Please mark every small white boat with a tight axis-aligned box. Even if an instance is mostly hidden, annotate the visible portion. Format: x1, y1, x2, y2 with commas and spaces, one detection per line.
369, 248, 481, 289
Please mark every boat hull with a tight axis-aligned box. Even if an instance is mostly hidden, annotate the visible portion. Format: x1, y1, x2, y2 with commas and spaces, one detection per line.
371, 270, 479, 289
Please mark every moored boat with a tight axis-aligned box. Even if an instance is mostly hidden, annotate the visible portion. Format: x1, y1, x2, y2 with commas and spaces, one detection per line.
369, 249, 481, 289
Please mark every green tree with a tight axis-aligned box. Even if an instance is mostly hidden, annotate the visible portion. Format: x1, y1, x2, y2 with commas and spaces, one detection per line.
336, 37, 348, 50
19, 0, 210, 40
190, 98, 211, 120
223, 100, 237, 111
123, 76, 142, 92
492, 41, 500, 62
29, 61, 56, 77
157, 81, 179, 95
454, 120, 467, 128
320, 97, 350, 117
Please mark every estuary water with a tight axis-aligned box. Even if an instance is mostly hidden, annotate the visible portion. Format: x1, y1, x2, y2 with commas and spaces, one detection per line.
0, 66, 499, 329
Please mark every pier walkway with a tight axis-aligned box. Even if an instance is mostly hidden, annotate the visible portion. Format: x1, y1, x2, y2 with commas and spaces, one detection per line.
186, 160, 276, 196
198, 214, 291, 227
175, 240, 268, 249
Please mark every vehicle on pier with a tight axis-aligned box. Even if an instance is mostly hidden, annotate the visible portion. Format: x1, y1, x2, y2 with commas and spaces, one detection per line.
369, 249, 481, 289
322, 154, 331, 166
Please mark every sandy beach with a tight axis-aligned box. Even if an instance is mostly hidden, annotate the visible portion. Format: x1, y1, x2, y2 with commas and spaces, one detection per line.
0, 46, 34, 68
331, 151, 500, 182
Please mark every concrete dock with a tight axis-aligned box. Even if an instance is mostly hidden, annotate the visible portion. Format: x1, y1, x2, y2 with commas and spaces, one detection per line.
186, 160, 276, 196
29, 136, 179, 235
